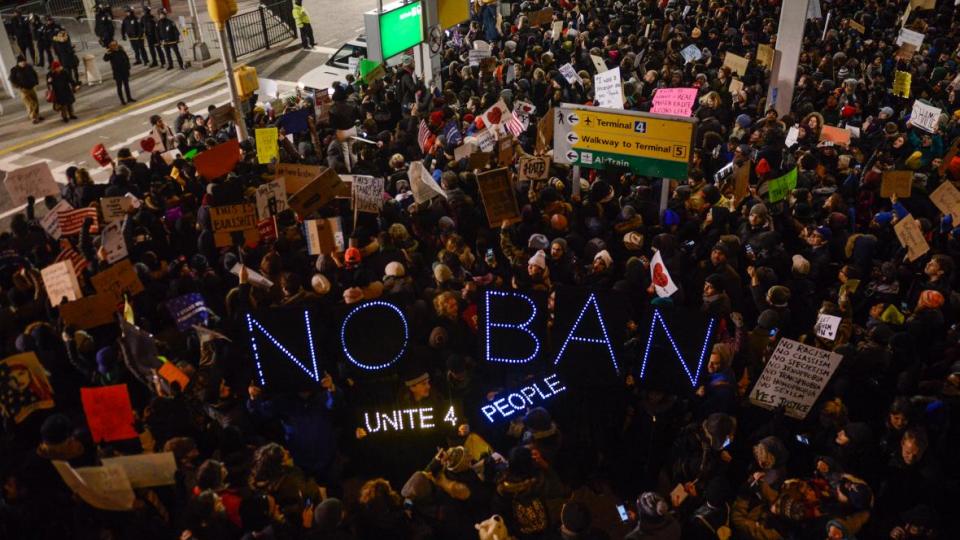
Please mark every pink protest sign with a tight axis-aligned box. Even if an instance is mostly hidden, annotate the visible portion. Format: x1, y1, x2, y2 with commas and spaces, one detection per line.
650, 88, 699, 117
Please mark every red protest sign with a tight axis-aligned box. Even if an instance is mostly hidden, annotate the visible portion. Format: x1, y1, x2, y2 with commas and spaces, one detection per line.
193, 139, 241, 180
80, 385, 138, 443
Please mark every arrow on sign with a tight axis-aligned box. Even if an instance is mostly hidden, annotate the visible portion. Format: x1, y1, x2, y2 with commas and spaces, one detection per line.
566, 150, 579, 162
567, 113, 579, 125
567, 132, 579, 144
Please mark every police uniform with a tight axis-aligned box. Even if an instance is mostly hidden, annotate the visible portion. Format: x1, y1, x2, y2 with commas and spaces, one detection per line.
121, 7, 148, 65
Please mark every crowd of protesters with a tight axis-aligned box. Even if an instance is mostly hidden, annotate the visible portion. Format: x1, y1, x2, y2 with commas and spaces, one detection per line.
3, 0, 960, 539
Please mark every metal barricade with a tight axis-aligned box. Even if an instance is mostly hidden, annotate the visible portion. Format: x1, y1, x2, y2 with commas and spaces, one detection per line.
223, 0, 295, 62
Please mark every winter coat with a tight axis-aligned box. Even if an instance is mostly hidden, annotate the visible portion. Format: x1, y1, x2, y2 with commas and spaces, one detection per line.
122, 14, 144, 40
51, 34, 78, 69
9, 15, 33, 44
292, 4, 310, 27
141, 13, 159, 42
157, 18, 180, 44
9, 64, 39, 89
46, 69, 76, 105
38, 23, 61, 46
104, 47, 131, 79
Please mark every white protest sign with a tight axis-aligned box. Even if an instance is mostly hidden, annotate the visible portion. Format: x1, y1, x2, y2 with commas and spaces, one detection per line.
749, 338, 843, 419
814, 314, 842, 341
551, 20, 563, 38
100, 452, 177, 488
559, 63, 580, 85
650, 250, 677, 297
911, 100, 941, 133
784, 126, 800, 147
896, 27, 925, 47
408, 161, 446, 204
257, 77, 279, 99
53, 461, 135, 511
680, 44, 702, 63
41, 260, 82, 307
100, 196, 133, 223
594, 67, 625, 109
254, 179, 288, 219
40, 199, 74, 239
351, 175, 385, 214
230, 263, 274, 290
468, 48, 491, 67
100, 221, 128, 264
3, 162, 60, 204
590, 54, 607, 73
474, 129, 496, 152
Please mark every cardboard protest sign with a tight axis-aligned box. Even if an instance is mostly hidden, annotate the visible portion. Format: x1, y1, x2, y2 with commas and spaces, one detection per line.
536, 107, 554, 155
468, 48, 492, 67
304, 217, 344, 255
454, 143, 478, 162
100, 221, 128, 264
551, 20, 562, 38
728, 78, 744, 95
210, 103, 235, 129
255, 127, 279, 164
559, 63, 580, 85
60, 293, 118, 330
41, 260, 82, 306
90, 259, 145, 298
100, 196, 133, 223
590, 54, 607, 74
680, 44, 702, 63
894, 214, 930, 261
58, 207, 99, 235
722, 52, 749, 76
40, 199, 73, 239
474, 129, 496, 152
81, 385, 138, 443
756, 44, 774, 68
3, 162, 60, 204
650, 87, 698, 117
881, 170, 913, 198
194, 139, 240, 179
408, 161, 446, 204
101, 453, 177, 488
476, 168, 521, 226
814, 314, 842, 341
288, 168, 345, 217
229, 263, 274, 289
255, 179, 288, 219
0, 352, 54, 423
749, 338, 843, 419
53, 461, 135, 511
848, 20, 865, 33
930, 181, 960, 222
594, 67, 625, 109
166, 293, 211, 332
469, 152, 492, 170
896, 42, 917, 61
209, 204, 259, 248
733, 162, 751, 204
527, 6, 553, 26
277, 163, 323, 194
497, 136, 516, 166
820, 125, 851, 147
893, 71, 912, 98
158, 361, 190, 390
910, 0, 935, 9
519, 156, 551, 181
351, 176, 385, 214
911, 101, 941, 133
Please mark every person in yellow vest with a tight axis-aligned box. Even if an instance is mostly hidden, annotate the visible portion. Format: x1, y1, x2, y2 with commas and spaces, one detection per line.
292, 0, 316, 50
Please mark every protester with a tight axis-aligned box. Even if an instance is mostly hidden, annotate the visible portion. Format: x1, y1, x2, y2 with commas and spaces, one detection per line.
45, 59, 77, 122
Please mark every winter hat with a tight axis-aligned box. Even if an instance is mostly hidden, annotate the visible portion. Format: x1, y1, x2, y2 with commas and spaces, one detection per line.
750, 203, 769, 218
792, 254, 811, 275
550, 237, 568, 253
41, 414, 74, 445
528, 250, 547, 270
879, 106, 894, 118
637, 492, 669, 518
623, 232, 644, 251
561, 501, 591, 533
767, 285, 791, 307
873, 211, 893, 226
550, 213, 569, 231
663, 209, 680, 226
594, 249, 613, 268
343, 287, 363, 304
528, 233, 549, 251
919, 290, 945, 310
429, 326, 448, 349
385, 261, 406, 277
814, 226, 833, 241
344, 247, 362, 265
704, 273, 726, 293
444, 446, 470, 473
736, 114, 752, 128
313, 498, 343, 531
757, 309, 780, 330
523, 407, 557, 438
837, 477, 873, 511
311, 273, 331, 295
702, 412, 736, 450
403, 369, 430, 387
433, 263, 453, 283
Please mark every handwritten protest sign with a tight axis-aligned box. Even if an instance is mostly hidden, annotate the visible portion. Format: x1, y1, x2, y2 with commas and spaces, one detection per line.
881, 170, 913, 198
651, 88, 698, 117
764, 167, 798, 203
0, 352, 54, 423
101, 453, 177, 488
210, 203, 258, 234
820, 125, 851, 147
848, 20, 865, 33
256, 127, 279, 164
60, 293, 118, 330
2, 162, 60, 204
680, 44, 702, 63
894, 214, 930, 261
590, 54, 607, 74
477, 168, 520, 227
526, 6, 553, 26
277, 163, 322, 194
53, 461, 135, 511
304, 217, 344, 255
351, 176, 385, 214
559, 63, 580, 85
814, 314, 842, 341
409, 161, 446, 204
41, 260, 82, 306
722, 52, 749, 76
194, 139, 240, 179
893, 71, 912, 98
911, 101, 941, 133
229, 263, 274, 289
896, 27, 925, 48
100, 221, 128, 264
81, 385, 138, 443
930, 181, 960, 222
40, 199, 73, 239
756, 44, 774, 68
749, 338, 843, 419
288, 168, 345, 217
594, 67, 624, 109
90, 259, 145, 298
100, 196, 132, 223
519, 156, 551, 181
210, 103, 235, 129
255, 179, 288, 219
551, 20, 562, 37
166, 293, 210, 332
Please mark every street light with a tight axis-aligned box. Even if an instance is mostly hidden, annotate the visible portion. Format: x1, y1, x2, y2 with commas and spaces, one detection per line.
206, 0, 249, 141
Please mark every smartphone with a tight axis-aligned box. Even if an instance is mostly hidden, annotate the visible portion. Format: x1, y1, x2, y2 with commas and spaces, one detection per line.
745, 244, 754, 255
722, 436, 732, 449
796, 434, 810, 445
616, 504, 630, 523
769, 327, 778, 337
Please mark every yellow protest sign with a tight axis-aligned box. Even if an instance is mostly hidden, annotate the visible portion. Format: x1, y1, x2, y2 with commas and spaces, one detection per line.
722, 52, 749, 76
256, 128, 279, 164
893, 71, 911, 98
756, 44, 774, 69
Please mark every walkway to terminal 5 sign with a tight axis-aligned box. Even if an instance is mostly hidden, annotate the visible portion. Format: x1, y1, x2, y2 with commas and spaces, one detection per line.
553, 104, 696, 179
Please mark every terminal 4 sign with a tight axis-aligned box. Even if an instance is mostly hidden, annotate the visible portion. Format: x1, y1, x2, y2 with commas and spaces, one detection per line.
244, 287, 715, 390
553, 104, 696, 179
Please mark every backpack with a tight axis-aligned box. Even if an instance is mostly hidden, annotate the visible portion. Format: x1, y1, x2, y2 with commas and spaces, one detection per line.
511, 495, 548, 535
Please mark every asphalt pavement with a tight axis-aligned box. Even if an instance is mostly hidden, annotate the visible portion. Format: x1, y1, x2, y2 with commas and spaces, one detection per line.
0, 0, 375, 228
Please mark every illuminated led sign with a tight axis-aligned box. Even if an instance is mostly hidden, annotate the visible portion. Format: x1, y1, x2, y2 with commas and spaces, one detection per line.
484, 290, 542, 364
361, 404, 458, 434
481, 373, 567, 422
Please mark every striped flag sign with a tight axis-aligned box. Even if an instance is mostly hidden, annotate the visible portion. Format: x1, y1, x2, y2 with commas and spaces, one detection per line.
54, 245, 88, 276
58, 207, 99, 235
506, 110, 526, 138
418, 119, 432, 153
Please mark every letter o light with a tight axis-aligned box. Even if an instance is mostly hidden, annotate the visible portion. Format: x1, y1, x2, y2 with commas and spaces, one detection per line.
341, 301, 409, 370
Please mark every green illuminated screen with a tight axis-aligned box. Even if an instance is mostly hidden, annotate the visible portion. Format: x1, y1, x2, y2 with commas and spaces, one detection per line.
379, 1, 423, 60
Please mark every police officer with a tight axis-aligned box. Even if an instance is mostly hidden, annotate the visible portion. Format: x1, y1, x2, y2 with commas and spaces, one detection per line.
8, 9, 36, 65
35, 15, 59, 68
157, 9, 184, 71
141, 5, 164, 68
121, 6, 148, 65
94, 3, 115, 47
